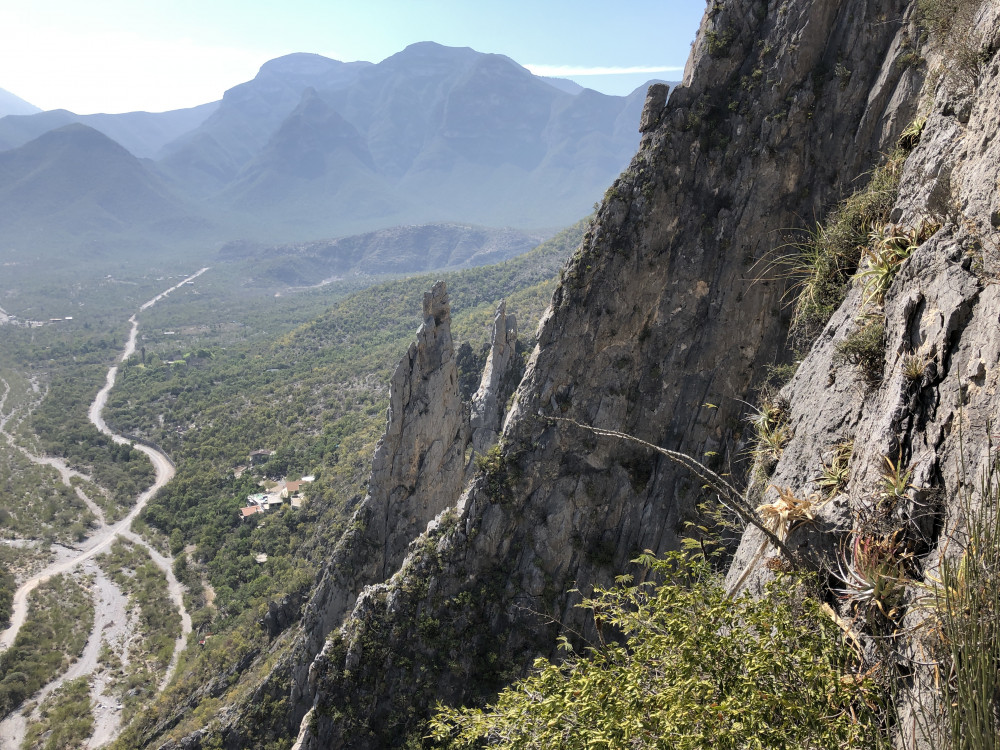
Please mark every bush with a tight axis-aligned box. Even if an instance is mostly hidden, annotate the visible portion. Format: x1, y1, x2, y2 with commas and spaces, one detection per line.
431, 552, 889, 749
835, 316, 886, 384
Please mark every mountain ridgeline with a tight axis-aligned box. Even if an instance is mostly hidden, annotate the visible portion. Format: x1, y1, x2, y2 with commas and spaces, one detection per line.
0, 44, 660, 259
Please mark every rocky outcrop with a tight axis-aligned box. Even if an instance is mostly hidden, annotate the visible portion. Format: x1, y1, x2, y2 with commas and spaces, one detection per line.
292, 0, 937, 747
468, 300, 518, 454
293, 280, 470, 660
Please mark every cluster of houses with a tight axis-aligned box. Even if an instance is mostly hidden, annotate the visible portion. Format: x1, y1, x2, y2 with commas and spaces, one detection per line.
239, 476, 313, 519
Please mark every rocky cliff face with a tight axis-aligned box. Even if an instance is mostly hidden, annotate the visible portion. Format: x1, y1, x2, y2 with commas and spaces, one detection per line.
469, 300, 518, 455
285, 0, 961, 747
294, 281, 470, 662
724, 4, 1000, 745
160, 0, 1000, 747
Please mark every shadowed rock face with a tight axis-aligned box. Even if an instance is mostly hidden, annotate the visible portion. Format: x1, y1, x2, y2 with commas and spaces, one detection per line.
469, 300, 518, 455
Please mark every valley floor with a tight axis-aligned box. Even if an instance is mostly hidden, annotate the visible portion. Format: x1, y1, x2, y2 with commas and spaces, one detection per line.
0, 271, 206, 748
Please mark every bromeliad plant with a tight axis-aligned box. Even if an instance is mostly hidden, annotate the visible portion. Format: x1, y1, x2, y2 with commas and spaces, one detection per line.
817, 441, 854, 499
880, 452, 915, 502
758, 485, 822, 542
748, 398, 792, 464
836, 529, 913, 629
858, 220, 941, 307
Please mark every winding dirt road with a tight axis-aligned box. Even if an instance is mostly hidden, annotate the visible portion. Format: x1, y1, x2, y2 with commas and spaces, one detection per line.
0, 268, 208, 746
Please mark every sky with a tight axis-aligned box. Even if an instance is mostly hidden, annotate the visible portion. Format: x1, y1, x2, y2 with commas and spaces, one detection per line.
0, 1, 705, 115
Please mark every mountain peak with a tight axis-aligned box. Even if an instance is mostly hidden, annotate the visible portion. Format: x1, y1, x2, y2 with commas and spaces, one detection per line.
0, 86, 42, 117
32, 122, 132, 154
256, 52, 351, 77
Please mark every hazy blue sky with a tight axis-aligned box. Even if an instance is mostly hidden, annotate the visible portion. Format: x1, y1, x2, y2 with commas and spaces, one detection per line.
0, 1, 705, 114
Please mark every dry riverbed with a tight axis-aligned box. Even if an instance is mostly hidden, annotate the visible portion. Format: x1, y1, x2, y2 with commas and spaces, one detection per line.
0, 269, 207, 748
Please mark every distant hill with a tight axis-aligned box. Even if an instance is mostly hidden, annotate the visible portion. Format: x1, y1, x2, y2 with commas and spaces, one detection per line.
0, 88, 40, 117
0, 124, 210, 248
202, 42, 652, 236
158, 54, 372, 195
0, 102, 220, 158
539, 77, 586, 95
0, 44, 666, 267
219, 223, 550, 287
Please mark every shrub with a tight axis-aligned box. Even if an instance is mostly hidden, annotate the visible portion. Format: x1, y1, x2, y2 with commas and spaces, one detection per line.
431, 552, 889, 749
835, 316, 886, 384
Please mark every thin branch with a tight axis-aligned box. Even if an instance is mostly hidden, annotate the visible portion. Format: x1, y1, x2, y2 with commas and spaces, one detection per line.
547, 416, 812, 571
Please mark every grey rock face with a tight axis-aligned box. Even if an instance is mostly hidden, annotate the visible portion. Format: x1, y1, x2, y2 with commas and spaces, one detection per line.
469, 300, 518, 454
725, 6, 1000, 744
638, 82, 669, 133
291, 1, 934, 747
288, 281, 470, 702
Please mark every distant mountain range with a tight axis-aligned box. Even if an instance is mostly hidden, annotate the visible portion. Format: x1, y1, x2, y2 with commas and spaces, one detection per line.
0, 43, 672, 263
0, 87, 41, 117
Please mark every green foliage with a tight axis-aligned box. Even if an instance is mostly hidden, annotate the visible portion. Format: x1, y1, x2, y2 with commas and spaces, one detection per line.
24, 352, 156, 519
705, 28, 735, 57
0, 563, 14, 628
928, 450, 1000, 749
0, 374, 102, 543
99, 539, 181, 673
772, 148, 905, 349
431, 552, 889, 749
20, 675, 94, 750
834, 316, 886, 384
0, 574, 94, 719
879, 453, 914, 501
476, 444, 508, 502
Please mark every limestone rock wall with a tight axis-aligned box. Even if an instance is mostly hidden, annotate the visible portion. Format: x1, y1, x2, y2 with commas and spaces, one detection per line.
291, 280, 469, 666
292, 0, 938, 747
469, 299, 518, 455
723, 4, 1000, 744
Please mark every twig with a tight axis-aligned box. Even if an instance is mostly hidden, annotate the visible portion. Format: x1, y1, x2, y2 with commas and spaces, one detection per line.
547, 416, 811, 571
